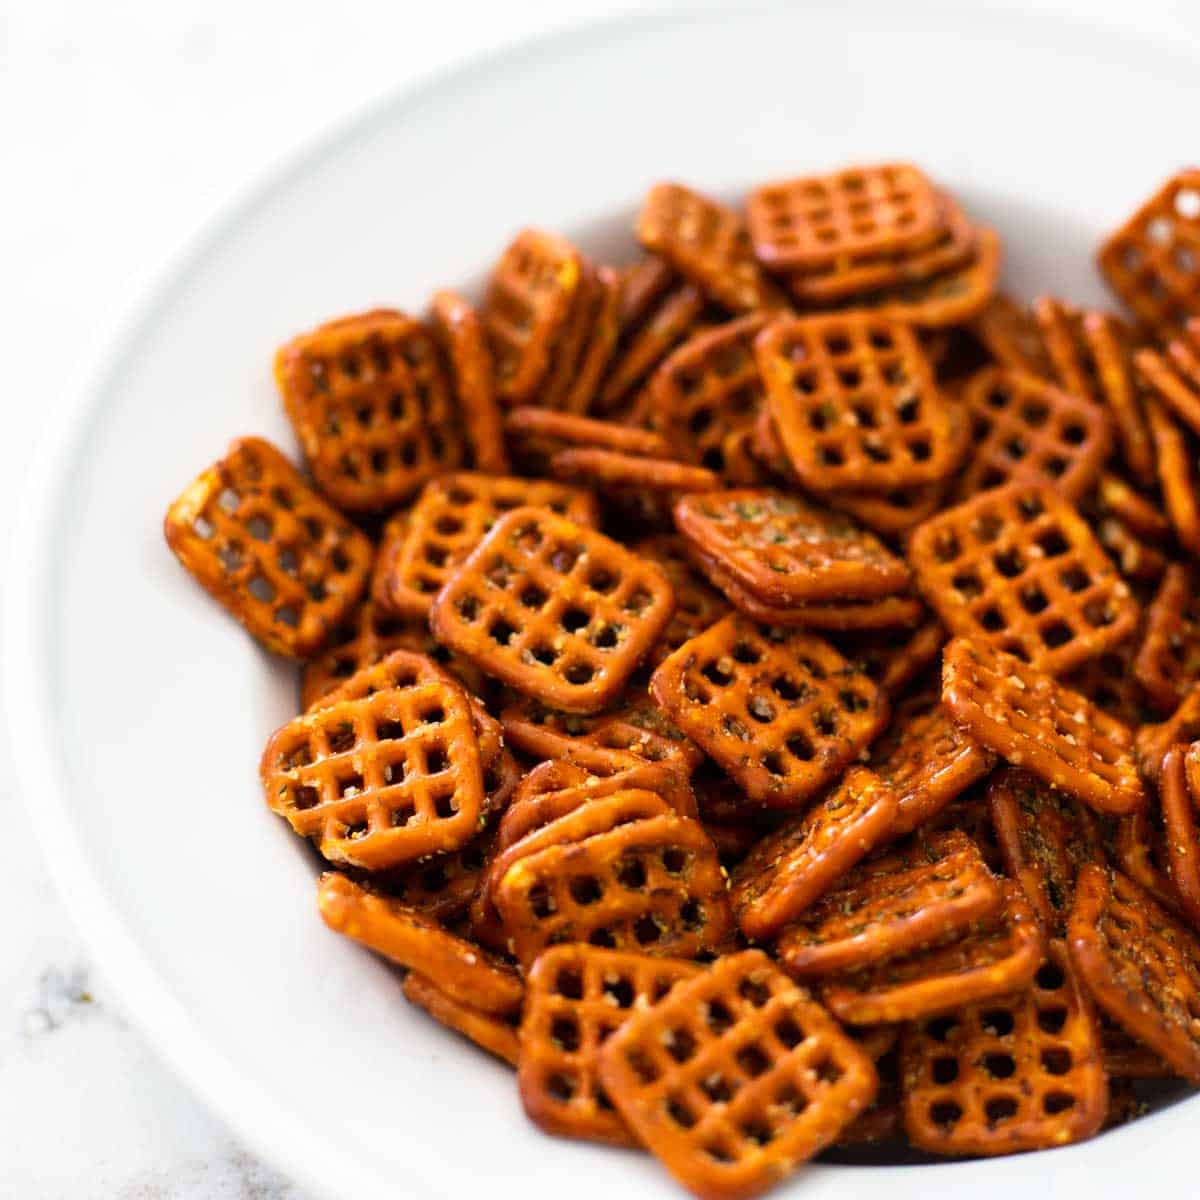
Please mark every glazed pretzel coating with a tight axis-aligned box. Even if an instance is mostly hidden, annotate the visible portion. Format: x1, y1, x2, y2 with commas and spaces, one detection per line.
163, 437, 372, 658
775, 830, 1004, 978
729, 767, 899, 942
756, 313, 961, 492
542, 258, 601, 411
261, 675, 484, 870
1068, 866, 1200, 1083
561, 266, 623, 414
596, 949, 878, 1200
431, 507, 675, 713
1098, 169, 1200, 337
377, 473, 597, 619
673, 490, 911, 606
941, 637, 1145, 816
636, 182, 778, 314
402, 972, 521, 1067
900, 941, 1107, 1156
635, 536, 731, 669
429, 289, 510, 473
954, 366, 1112, 502
316, 872, 522, 1015
908, 482, 1139, 677
550, 448, 720, 495
1145, 395, 1200, 557
504, 405, 672, 458
988, 766, 1105, 936
1161, 746, 1200, 931
1136, 321, 1200, 439
821, 883, 1045, 1025
618, 257, 679, 329
1134, 564, 1200, 714
518, 945, 702, 1145
834, 619, 946, 697
584, 691, 705, 773
494, 813, 733, 969
274, 309, 463, 512
1111, 805, 1185, 919
483, 229, 584, 404
747, 162, 944, 271
650, 617, 889, 808
967, 293, 1053, 376
374, 827, 495, 923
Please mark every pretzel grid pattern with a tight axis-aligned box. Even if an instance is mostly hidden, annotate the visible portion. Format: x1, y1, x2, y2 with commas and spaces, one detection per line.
909, 482, 1138, 676
431, 507, 674, 713
163, 437, 372, 658
650, 617, 889, 807
299, 600, 420, 708
596, 950, 877, 1200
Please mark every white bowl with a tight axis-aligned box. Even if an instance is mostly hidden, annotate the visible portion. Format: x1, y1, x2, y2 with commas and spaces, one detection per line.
6, 3, 1196, 1197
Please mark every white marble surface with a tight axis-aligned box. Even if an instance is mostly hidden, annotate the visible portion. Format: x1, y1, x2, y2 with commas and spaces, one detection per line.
3, 0, 1200, 1196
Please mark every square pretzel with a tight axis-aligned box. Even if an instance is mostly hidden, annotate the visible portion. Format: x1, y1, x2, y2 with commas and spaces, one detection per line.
596, 950, 878, 1200
756, 313, 961, 492
649, 617, 889, 808
274, 309, 463, 512
941, 636, 1146, 816
1134, 563, 1200, 713
634, 535, 731, 669
1161, 746, 1200, 932
164, 437, 372, 658
431, 507, 675, 714
908, 482, 1138, 676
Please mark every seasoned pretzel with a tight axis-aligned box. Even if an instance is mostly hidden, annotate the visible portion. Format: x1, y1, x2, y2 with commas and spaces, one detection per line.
967, 293, 1052, 375
375, 473, 596, 619
834, 619, 945, 696
1134, 565, 1200, 713
431, 507, 674, 713
1098, 169, 1200, 337
756, 313, 961, 492
584, 691, 705, 773
1162, 746, 1200, 930
519, 945, 702, 1145
164, 437, 372, 658
316, 873, 521, 1014
430, 290, 509, 473
821, 883, 1045, 1024
900, 941, 1107, 1156
637, 182, 778, 313
831, 1049, 902, 1149
1112, 804, 1185, 919
619, 257, 678, 330
941, 637, 1145, 816
909, 483, 1138, 677
375, 828, 495, 923
925, 784, 1005, 873
541, 258, 602, 411
954, 366, 1111, 502
597, 949, 876, 1199
402, 972, 521, 1066
776, 831, 1003, 978
504, 404, 671, 465
650, 617, 889, 807
550, 448, 719, 495
729, 768, 899, 941
1136, 321, 1200, 438
261, 674, 484, 870
636, 536, 731, 669
561, 266, 623, 414
1068, 865, 1200, 1083
493, 813, 733, 969
673, 490, 910, 606
1092, 514, 1169, 586
1145, 396, 1200, 556
988, 767, 1104, 934
274, 310, 463, 512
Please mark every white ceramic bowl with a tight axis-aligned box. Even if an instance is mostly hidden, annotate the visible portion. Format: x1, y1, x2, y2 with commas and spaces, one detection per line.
6, 3, 1197, 1197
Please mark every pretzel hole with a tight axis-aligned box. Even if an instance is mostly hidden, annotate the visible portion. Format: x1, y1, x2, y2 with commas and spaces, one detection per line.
1176, 246, 1197, 272
774, 1016, 803, 1049
733, 640, 763, 664
1040, 1046, 1073, 1075
275, 605, 300, 628
248, 576, 277, 603
1147, 216, 1175, 245
336, 771, 363, 798
930, 1099, 963, 1128
1043, 455, 1068, 478
737, 1045, 770, 1077
827, 334, 851, 355
546, 1072, 577, 1103
979, 608, 1004, 633
1017, 494, 1045, 520
555, 966, 583, 999
952, 572, 983, 599
932, 1056, 959, 1084
985, 1096, 1019, 1126
665, 1026, 698, 1062
981, 1009, 1015, 1037
569, 875, 603, 906
1037, 529, 1069, 557
1021, 587, 1049, 615
933, 531, 961, 562
666, 1095, 698, 1129
820, 447, 845, 467
741, 1120, 774, 1146
528, 883, 557, 918
624, 588, 652, 615
661, 847, 689, 876
1041, 621, 1074, 649
489, 618, 517, 646
740, 976, 771, 1007
812, 1053, 843, 1084
550, 545, 580, 573
839, 689, 869, 713
983, 1053, 1016, 1079
704, 659, 734, 686
588, 568, 616, 593
616, 857, 648, 890
551, 1016, 581, 1053
292, 785, 320, 810
786, 733, 815, 762
564, 662, 596, 685
927, 1016, 959, 1042
705, 1000, 734, 1034
327, 722, 357, 754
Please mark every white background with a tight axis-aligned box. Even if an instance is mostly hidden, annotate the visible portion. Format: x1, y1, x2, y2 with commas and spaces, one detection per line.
2, 1, 1199, 1196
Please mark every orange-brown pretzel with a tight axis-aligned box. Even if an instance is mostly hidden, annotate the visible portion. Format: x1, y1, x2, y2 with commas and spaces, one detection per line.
401, 971, 521, 1066
1112, 805, 1185, 919
1062, 641, 1152, 730
650, 617, 889, 807
560, 266, 623, 414
834, 619, 946, 696
375, 828, 495, 923
164, 437, 372, 658
967, 293, 1052, 375
550, 448, 720, 495
597, 949, 878, 1200
275, 310, 463, 512
540, 258, 602, 411
1136, 320, 1200, 437
635, 536, 731, 669
1163, 746, 1200, 930
1135, 564, 1200, 713
504, 404, 671, 464
1145, 396, 1200, 556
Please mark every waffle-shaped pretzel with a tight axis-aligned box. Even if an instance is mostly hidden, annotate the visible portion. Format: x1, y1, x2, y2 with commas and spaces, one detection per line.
954, 366, 1111, 502
429, 290, 509, 473
375, 828, 494, 922
1145, 396, 1200, 556
1135, 565, 1200, 713
316, 873, 521, 1014
561, 266, 622, 415
164, 437, 372, 658
776, 831, 1003, 978
826, 482, 946, 540
261, 674, 484, 870
988, 767, 1104, 935
756, 313, 960, 492
498, 694, 641, 772
1098, 170, 1200, 337
650, 618, 889, 808
941, 637, 1145, 815
636, 182, 778, 314
519, 945, 703, 1145
402, 971, 520, 1066
1068, 865, 1200, 1083
900, 941, 1107, 1156
821, 884, 1045, 1024
867, 690, 996, 835
909, 483, 1138, 677
729, 768, 898, 942
748, 163, 944, 271
835, 619, 946, 697
431, 507, 675, 713
377, 473, 597, 619
550, 448, 719, 495
493, 813, 733, 969
584, 691, 705, 773
636, 536, 731, 669
1161, 746, 1200, 930
483, 229, 584, 404
596, 949, 878, 1200
274, 310, 462, 512
968, 294, 1053, 375
673, 490, 910, 606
